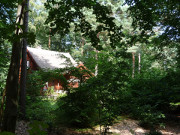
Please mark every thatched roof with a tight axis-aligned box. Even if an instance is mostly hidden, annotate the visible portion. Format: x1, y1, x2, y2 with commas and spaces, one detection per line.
27, 47, 77, 70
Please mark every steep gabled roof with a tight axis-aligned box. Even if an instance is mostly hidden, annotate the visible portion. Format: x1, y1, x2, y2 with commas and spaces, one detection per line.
27, 47, 77, 70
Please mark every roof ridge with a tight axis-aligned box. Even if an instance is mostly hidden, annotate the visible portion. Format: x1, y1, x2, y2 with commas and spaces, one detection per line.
27, 46, 77, 70
27, 46, 69, 54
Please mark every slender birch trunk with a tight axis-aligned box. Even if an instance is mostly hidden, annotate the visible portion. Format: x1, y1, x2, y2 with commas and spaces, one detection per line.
2, 1, 25, 132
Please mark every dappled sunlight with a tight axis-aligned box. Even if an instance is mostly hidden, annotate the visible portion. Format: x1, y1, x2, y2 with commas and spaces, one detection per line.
0, 0, 180, 134
109, 119, 149, 135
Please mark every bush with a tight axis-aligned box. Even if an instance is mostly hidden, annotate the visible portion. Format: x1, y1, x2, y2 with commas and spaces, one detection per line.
26, 71, 46, 96
126, 69, 166, 127
137, 107, 165, 128
127, 68, 180, 128
55, 87, 99, 128
54, 69, 129, 128
0, 132, 15, 135
26, 69, 68, 96
44, 86, 54, 96
26, 97, 58, 125
28, 120, 48, 135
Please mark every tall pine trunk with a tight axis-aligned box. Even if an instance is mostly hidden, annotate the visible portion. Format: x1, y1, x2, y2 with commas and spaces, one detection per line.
19, 0, 29, 120
2, 1, 25, 132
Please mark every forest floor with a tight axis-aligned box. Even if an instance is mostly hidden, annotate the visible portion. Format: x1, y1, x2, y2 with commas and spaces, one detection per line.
49, 117, 180, 135
16, 114, 180, 135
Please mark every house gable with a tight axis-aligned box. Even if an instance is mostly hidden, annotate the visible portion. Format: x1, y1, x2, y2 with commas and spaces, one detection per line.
27, 47, 77, 70
25, 47, 83, 93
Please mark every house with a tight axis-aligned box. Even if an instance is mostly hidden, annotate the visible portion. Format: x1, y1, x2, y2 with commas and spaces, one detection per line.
25, 47, 88, 94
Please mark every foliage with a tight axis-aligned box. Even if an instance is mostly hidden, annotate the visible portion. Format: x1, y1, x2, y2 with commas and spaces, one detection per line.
53, 67, 97, 127
0, 0, 15, 94
26, 71, 45, 96
125, 0, 180, 42
134, 106, 165, 128
45, 0, 124, 50
0, 132, 15, 135
55, 47, 129, 128
29, 0, 49, 48
0, 42, 11, 94
70, 50, 178, 129
26, 67, 93, 127
55, 87, 99, 128
0, 1, 16, 42
26, 66, 92, 96
126, 67, 180, 127
28, 120, 48, 135
44, 86, 54, 96
26, 69, 68, 96
26, 97, 58, 125
1, 0, 179, 133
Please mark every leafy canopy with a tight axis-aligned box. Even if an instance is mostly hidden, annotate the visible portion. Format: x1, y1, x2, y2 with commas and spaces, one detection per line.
125, 0, 180, 42
45, 0, 123, 50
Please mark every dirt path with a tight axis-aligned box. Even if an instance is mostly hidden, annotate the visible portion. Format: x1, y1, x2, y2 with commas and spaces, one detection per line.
16, 118, 180, 135
108, 119, 180, 135
48, 119, 180, 135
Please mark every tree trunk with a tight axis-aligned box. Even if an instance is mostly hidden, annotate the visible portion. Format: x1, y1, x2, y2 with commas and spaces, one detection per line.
81, 38, 85, 56
95, 49, 98, 76
19, 0, 29, 120
95, 32, 101, 76
138, 53, 141, 74
48, 28, 51, 49
0, 88, 6, 128
2, 41, 22, 132
132, 52, 135, 78
2, 1, 25, 132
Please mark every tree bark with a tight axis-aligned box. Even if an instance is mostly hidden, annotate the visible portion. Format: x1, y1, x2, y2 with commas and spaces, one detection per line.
95, 49, 98, 76
48, 28, 51, 49
0, 88, 6, 128
2, 1, 25, 132
81, 38, 85, 56
95, 32, 101, 76
138, 53, 141, 74
132, 52, 135, 78
19, 0, 29, 120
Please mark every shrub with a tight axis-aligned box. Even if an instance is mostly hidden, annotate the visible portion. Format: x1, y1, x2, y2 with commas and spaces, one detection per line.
26, 97, 58, 125
28, 120, 48, 135
54, 69, 128, 128
55, 87, 99, 128
44, 86, 54, 96
26, 69, 68, 96
26, 71, 45, 96
127, 68, 180, 128
0, 132, 15, 135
